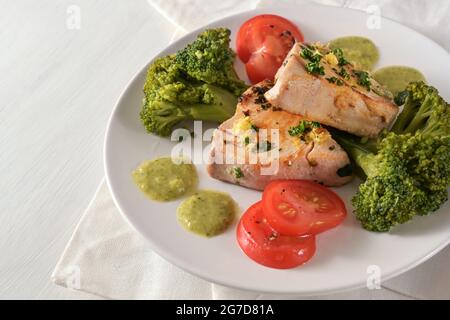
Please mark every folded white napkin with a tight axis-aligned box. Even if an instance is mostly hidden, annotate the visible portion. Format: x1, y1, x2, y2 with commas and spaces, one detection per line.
52, 0, 450, 300
149, 0, 450, 52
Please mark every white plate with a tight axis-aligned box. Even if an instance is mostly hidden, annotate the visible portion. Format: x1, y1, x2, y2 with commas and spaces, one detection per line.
104, 4, 450, 295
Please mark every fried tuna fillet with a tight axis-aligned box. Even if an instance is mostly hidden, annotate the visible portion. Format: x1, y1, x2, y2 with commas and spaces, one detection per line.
265, 43, 398, 137
207, 81, 353, 190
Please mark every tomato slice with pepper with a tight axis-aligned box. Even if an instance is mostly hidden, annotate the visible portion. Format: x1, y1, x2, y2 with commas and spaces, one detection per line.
236, 14, 304, 84
244, 52, 280, 86
236, 201, 316, 269
262, 180, 347, 236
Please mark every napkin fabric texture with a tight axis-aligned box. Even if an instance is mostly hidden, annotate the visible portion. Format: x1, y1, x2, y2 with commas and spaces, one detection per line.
52, 0, 450, 300
149, 0, 450, 52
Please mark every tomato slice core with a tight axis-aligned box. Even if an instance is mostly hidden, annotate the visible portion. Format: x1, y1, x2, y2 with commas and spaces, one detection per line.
236, 201, 316, 269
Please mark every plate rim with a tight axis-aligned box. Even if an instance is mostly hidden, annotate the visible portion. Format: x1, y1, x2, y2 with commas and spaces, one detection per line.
104, 4, 450, 295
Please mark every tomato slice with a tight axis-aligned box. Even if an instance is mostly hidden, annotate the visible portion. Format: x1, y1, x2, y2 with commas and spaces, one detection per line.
245, 52, 280, 85
237, 202, 316, 269
237, 14, 304, 62
262, 180, 347, 236
236, 14, 304, 84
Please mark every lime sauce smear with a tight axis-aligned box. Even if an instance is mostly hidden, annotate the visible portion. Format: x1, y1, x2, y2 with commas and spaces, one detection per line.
372, 66, 426, 96
177, 190, 236, 237
329, 36, 379, 71
132, 157, 197, 201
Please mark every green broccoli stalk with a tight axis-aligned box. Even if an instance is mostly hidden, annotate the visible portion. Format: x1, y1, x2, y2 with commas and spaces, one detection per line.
141, 28, 248, 137
175, 28, 247, 96
332, 81, 450, 232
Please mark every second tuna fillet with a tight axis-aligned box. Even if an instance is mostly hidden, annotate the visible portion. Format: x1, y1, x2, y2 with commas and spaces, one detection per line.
265, 43, 399, 137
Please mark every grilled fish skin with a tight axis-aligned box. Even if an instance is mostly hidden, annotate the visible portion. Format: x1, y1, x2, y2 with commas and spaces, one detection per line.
207, 80, 353, 190
264, 43, 398, 137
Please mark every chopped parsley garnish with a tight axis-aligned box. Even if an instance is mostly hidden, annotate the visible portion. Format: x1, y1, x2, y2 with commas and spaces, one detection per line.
305, 62, 325, 76
394, 90, 409, 106
288, 120, 321, 136
300, 47, 322, 62
254, 94, 272, 110
353, 70, 371, 91
254, 95, 267, 104
253, 87, 272, 109
326, 76, 344, 86
233, 167, 244, 179
331, 48, 350, 66
301, 46, 324, 76
251, 86, 266, 95
336, 67, 350, 80
255, 140, 272, 152
244, 136, 250, 145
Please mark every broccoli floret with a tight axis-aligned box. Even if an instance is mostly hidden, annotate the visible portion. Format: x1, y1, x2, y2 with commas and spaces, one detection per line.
401, 134, 450, 191
332, 81, 450, 232
392, 81, 450, 137
352, 172, 425, 232
141, 55, 238, 136
391, 82, 450, 191
336, 132, 428, 231
141, 29, 247, 137
141, 86, 237, 137
417, 188, 448, 216
175, 28, 247, 96
141, 99, 187, 137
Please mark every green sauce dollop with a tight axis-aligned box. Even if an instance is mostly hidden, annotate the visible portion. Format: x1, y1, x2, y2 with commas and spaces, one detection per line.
329, 36, 379, 71
177, 190, 235, 237
372, 66, 426, 96
132, 157, 197, 201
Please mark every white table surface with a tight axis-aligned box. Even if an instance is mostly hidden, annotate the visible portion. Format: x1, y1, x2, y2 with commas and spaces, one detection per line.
0, 0, 176, 299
